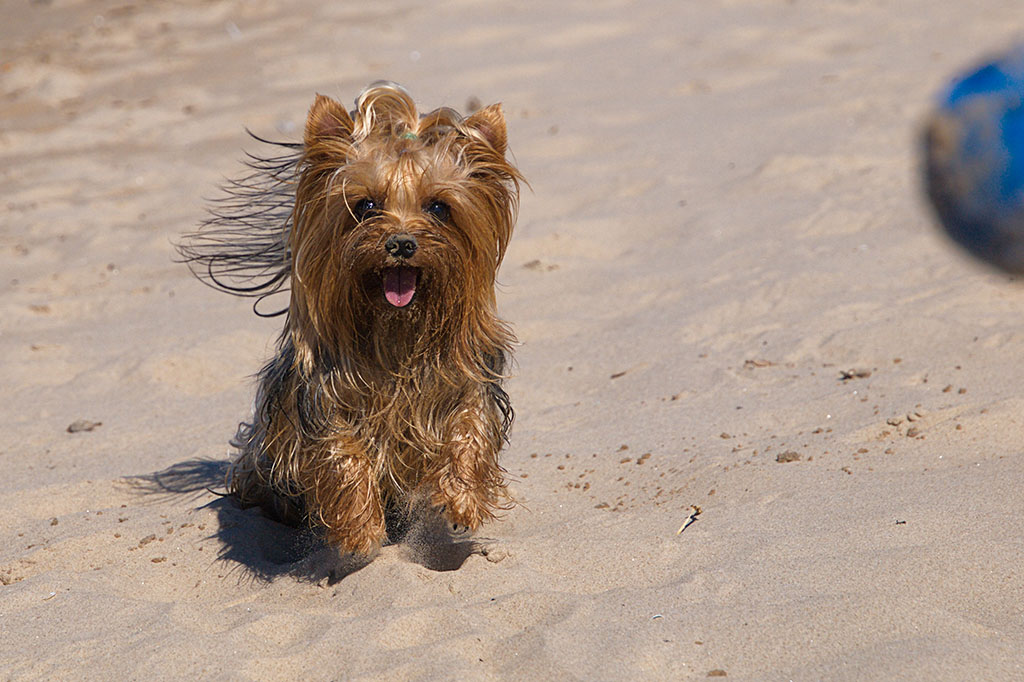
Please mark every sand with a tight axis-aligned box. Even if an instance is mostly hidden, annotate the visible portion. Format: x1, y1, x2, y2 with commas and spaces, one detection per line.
3, 0, 1024, 679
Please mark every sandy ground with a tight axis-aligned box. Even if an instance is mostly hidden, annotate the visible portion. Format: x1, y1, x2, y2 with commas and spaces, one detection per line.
3, 0, 1024, 679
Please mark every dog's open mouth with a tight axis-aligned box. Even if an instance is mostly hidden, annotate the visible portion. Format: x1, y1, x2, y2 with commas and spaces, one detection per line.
382, 266, 418, 308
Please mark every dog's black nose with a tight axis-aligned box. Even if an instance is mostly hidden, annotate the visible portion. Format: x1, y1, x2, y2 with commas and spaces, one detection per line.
385, 233, 418, 259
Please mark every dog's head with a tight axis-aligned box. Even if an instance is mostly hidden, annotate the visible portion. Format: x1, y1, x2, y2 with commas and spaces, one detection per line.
289, 83, 521, 353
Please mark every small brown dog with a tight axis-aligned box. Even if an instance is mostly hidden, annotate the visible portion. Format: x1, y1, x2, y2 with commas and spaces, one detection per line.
180, 82, 522, 554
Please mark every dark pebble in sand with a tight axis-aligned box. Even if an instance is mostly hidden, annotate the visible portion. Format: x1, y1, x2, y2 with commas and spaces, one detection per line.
67, 419, 102, 433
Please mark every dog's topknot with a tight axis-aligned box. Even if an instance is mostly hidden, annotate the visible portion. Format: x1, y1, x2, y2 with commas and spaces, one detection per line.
351, 81, 419, 141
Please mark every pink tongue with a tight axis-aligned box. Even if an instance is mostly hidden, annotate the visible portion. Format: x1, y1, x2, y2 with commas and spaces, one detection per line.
384, 267, 417, 307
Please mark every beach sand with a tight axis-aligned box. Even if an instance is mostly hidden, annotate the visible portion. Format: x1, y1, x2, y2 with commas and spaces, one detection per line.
2, 0, 1024, 679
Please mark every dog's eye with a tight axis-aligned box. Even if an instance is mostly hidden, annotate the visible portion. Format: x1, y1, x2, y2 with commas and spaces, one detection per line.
424, 200, 451, 223
352, 198, 379, 221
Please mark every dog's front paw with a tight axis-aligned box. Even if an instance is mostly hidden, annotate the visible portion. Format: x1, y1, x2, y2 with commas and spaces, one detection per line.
326, 519, 387, 556
433, 477, 493, 531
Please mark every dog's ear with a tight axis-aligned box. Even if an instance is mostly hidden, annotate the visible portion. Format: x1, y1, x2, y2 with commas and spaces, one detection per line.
305, 94, 354, 145
464, 103, 507, 156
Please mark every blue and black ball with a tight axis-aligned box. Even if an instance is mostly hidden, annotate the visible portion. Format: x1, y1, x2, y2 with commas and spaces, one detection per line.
924, 46, 1024, 273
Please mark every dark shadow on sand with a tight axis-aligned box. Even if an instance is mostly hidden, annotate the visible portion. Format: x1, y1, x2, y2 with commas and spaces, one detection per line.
129, 458, 482, 584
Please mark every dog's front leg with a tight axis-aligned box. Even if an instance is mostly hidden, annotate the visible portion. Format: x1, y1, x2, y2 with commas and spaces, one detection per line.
307, 440, 387, 555
430, 394, 508, 530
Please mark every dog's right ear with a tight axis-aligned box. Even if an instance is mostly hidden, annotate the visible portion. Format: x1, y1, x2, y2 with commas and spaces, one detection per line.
305, 94, 354, 146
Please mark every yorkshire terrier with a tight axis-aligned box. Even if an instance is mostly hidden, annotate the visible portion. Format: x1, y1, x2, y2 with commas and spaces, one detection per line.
179, 82, 522, 555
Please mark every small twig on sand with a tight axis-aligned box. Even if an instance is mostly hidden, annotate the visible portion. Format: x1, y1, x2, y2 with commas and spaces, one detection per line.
676, 505, 702, 535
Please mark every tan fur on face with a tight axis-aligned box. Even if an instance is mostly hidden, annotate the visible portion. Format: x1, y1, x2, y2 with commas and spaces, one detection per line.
219, 83, 522, 554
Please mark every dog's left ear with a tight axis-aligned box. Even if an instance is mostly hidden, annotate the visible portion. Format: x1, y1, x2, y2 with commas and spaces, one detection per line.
305, 94, 354, 146
465, 104, 507, 156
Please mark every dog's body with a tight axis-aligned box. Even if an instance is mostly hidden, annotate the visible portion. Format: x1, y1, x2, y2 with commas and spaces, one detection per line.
180, 83, 521, 554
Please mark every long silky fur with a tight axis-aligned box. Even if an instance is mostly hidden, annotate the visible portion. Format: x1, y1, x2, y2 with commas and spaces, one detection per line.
177, 134, 301, 316
180, 83, 522, 554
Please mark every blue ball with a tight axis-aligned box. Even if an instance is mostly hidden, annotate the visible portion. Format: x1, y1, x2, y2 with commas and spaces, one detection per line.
924, 45, 1024, 272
